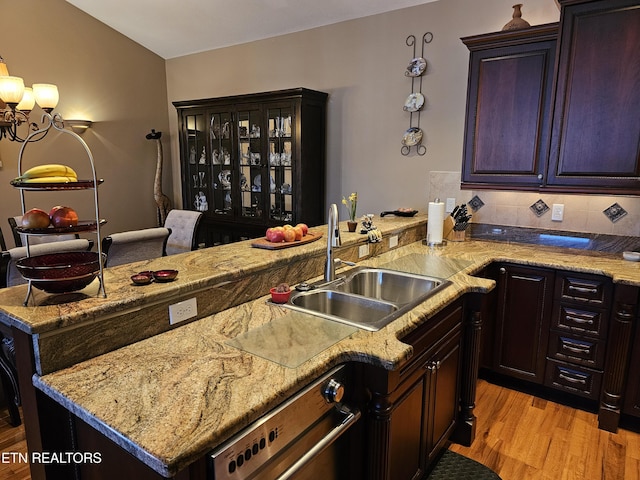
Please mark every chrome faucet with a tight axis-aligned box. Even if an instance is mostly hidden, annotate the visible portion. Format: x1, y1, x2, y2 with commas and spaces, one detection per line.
325, 203, 342, 282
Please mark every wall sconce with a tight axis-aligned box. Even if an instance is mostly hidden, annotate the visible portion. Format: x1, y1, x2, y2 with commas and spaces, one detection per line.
0, 55, 60, 142
65, 119, 93, 135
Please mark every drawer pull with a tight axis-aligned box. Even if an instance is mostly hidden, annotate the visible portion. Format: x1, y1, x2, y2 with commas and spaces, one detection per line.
567, 285, 598, 295
565, 314, 595, 325
561, 339, 591, 354
558, 371, 587, 385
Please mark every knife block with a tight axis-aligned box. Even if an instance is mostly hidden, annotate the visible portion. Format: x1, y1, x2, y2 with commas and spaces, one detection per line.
444, 217, 466, 242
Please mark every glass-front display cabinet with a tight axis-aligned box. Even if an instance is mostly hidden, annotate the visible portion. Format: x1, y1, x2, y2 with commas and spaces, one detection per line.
174, 88, 328, 245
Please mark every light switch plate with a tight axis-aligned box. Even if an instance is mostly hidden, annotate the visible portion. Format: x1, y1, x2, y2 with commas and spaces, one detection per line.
389, 235, 398, 248
359, 244, 369, 258
552, 204, 564, 222
445, 198, 456, 213
169, 297, 197, 325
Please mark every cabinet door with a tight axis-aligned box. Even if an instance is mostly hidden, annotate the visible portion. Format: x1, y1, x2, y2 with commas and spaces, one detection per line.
181, 109, 210, 215
493, 264, 554, 383
266, 103, 295, 223
208, 109, 235, 219
388, 377, 425, 480
461, 25, 557, 189
236, 105, 265, 223
425, 330, 462, 463
624, 313, 640, 417
547, 0, 640, 193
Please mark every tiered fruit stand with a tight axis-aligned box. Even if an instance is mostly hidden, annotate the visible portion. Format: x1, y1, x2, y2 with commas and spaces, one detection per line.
10, 112, 106, 305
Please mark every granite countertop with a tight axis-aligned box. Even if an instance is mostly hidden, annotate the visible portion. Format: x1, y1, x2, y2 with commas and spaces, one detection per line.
33, 236, 640, 477
0, 214, 426, 335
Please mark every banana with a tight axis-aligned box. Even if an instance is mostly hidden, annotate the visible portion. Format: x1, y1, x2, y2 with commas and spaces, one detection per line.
19, 164, 78, 180
20, 176, 78, 183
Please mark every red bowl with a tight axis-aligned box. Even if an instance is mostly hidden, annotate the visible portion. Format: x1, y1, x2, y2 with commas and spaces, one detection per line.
270, 287, 291, 304
152, 269, 178, 282
16, 251, 102, 293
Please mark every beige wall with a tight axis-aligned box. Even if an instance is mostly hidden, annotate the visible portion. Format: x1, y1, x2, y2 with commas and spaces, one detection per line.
0, 0, 170, 248
165, 0, 563, 223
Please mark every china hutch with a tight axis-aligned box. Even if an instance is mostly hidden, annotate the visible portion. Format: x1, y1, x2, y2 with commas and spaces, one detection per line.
174, 88, 328, 245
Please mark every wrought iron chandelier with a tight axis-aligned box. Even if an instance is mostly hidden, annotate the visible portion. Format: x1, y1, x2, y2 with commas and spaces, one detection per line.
0, 55, 59, 142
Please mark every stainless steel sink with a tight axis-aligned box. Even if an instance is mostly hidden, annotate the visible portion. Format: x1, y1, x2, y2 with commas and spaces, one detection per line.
282, 267, 451, 331
290, 289, 398, 331
334, 267, 445, 305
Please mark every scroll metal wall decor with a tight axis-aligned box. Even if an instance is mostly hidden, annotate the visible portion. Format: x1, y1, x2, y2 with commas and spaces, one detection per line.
401, 32, 433, 156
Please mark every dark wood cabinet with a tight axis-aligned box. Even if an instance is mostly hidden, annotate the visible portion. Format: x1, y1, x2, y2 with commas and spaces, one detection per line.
623, 288, 640, 419
546, 0, 640, 193
544, 272, 612, 400
492, 264, 554, 383
461, 0, 640, 194
173, 88, 327, 245
364, 300, 465, 480
461, 24, 557, 189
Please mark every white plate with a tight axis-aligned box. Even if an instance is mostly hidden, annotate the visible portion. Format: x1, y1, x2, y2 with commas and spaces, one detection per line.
406, 57, 427, 77
404, 93, 425, 112
402, 127, 423, 146
623, 251, 640, 262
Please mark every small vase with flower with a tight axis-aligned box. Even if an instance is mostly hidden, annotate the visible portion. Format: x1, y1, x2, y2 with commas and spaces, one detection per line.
342, 192, 358, 232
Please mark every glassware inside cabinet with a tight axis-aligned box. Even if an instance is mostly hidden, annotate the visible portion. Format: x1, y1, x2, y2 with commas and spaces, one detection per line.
268, 106, 293, 222
185, 113, 210, 213
237, 108, 263, 220
209, 111, 233, 215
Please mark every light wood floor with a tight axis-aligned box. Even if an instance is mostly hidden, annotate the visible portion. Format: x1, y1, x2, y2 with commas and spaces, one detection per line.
450, 379, 640, 480
0, 380, 638, 479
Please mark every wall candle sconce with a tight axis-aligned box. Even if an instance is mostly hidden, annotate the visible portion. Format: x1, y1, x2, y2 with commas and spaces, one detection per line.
65, 119, 93, 135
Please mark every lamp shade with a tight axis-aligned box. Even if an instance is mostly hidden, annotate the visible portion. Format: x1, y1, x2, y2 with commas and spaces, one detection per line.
0, 76, 25, 105
0, 58, 8, 77
16, 87, 35, 112
33, 83, 59, 111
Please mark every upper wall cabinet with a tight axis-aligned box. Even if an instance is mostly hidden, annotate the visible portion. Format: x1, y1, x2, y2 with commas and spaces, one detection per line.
546, 0, 640, 193
461, 24, 557, 189
461, 0, 640, 194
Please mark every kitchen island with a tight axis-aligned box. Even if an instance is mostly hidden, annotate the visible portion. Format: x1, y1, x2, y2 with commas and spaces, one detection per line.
2, 216, 639, 479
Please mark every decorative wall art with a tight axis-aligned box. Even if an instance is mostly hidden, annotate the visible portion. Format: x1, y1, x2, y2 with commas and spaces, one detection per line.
402, 32, 433, 156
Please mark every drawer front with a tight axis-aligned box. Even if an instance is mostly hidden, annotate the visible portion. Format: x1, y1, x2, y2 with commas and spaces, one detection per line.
547, 331, 606, 369
555, 272, 611, 306
545, 359, 602, 400
552, 304, 607, 338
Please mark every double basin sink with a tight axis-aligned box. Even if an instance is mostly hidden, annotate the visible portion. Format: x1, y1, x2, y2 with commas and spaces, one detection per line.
281, 267, 451, 331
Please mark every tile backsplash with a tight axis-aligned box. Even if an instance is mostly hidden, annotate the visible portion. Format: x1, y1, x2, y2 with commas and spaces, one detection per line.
428, 171, 640, 237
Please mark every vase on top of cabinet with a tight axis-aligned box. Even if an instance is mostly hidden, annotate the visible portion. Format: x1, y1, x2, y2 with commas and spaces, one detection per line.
174, 88, 328, 246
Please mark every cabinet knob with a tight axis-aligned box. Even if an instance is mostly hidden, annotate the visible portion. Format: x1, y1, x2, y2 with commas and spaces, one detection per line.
499, 267, 506, 274
537, 173, 543, 181
323, 378, 345, 403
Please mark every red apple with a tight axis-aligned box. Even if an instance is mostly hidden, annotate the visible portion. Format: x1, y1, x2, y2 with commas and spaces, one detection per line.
50, 206, 79, 228
295, 223, 309, 236
265, 227, 276, 241
270, 229, 285, 243
22, 208, 51, 229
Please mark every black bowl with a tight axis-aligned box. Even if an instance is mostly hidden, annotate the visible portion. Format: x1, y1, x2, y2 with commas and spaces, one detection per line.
16, 251, 102, 293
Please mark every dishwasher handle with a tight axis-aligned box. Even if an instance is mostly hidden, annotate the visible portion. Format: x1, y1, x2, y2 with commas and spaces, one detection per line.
275, 405, 361, 480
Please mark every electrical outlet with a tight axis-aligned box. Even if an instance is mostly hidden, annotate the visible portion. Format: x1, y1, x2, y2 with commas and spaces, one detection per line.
358, 244, 369, 258
389, 235, 398, 248
169, 297, 197, 325
552, 204, 564, 222
445, 198, 456, 213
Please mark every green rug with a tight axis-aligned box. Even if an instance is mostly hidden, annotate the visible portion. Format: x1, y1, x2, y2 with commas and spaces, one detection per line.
426, 450, 501, 479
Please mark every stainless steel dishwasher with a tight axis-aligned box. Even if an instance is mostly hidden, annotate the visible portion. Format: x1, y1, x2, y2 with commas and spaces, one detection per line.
208, 364, 361, 480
